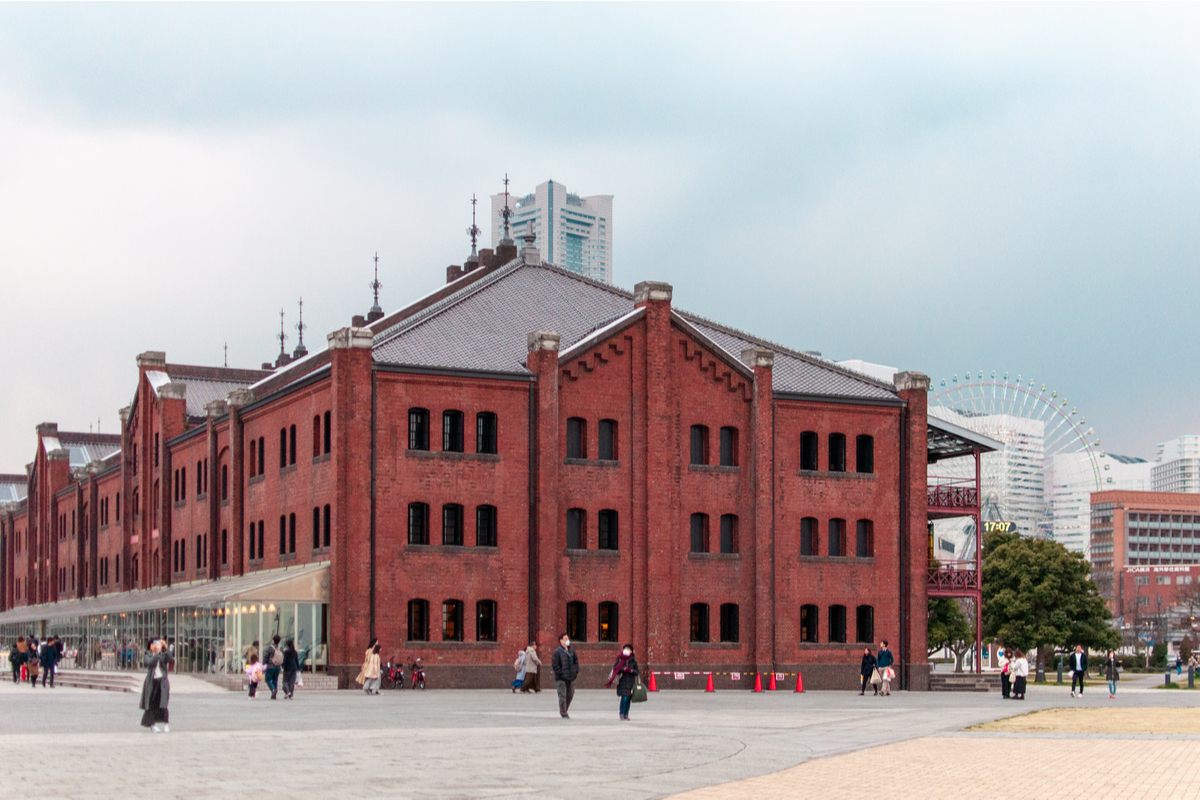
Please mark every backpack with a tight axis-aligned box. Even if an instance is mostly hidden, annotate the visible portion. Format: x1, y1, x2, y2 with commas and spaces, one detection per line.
270, 647, 284, 667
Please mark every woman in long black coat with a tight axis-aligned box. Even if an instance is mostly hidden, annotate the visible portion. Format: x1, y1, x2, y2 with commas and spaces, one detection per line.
140, 639, 175, 733
605, 644, 640, 721
859, 647, 878, 696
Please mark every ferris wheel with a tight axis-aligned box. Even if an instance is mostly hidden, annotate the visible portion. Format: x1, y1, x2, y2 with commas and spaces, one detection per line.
928, 371, 1103, 549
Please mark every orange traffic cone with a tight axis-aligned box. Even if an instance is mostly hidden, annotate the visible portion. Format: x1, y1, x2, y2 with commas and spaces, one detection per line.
647, 672, 658, 692
768, 672, 778, 691
753, 672, 763, 692
794, 670, 805, 692
705, 672, 715, 692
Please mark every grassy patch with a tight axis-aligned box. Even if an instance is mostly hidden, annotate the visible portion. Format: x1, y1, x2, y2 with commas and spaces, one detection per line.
967, 707, 1200, 734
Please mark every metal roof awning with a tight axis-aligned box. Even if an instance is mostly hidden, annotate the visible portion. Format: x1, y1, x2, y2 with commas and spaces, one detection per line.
0, 562, 330, 625
928, 414, 1002, 463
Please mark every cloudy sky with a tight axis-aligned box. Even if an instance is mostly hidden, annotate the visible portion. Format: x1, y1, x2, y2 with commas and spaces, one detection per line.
0, 4, 1197, 472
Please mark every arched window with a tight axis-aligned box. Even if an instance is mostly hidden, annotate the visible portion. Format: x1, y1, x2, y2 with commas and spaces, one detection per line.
856, 434, 874, 474
856, 605, 874, 643
828, 604, 847, 643
567, 508, 586, 550
408, 408, 430, 451
828, 518, 846, 557
221, 529, 228, 565
476, 412, 498, 454
221, 464, 229, 501
856, 519, 874, 558
442, 599, 464, 641
598, 509, 618, 550
257, 436, 265, 476
690, 603, 710, 643
598, 601, 619, 642
443, 410, 464, 452
720, 514, 738, 554
289, 425, 297, 465
828, 433, 846, 472
800, 431, 819, 471
719, 603, 740, 643
567, 417, 587, 459
800, 517, 818, 557
598, 419, 618, 461
719, 427, 738, 467
690, 425, 709, 465
249, 440, 257, 477
442, 503, 464, 546
690, 513, 710, 554
566, 601, 587, 642
408, 502, 429, 545
800, 604, 819, 643
476, 504, 497, 547
476, 600, 498, 642
408, 599, 429, 641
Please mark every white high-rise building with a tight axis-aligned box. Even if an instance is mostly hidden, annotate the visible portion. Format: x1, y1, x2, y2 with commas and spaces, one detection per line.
492, 180, 613, 284
1153, 435, 1200, 493
1048, 451, 1151, 556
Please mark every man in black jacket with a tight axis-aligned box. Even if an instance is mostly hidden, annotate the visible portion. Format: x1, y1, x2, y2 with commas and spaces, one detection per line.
40, 636, 60, 688
1070, 644, 1088, 697
551, 633, 579, 719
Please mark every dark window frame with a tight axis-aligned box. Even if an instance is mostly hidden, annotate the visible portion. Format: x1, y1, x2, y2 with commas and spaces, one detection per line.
719, 514, 738, 554
476, 599, 498, 642
598, 509, 618, 551
691, 603, 710, 643
855, 519, 874, 558
690, 512, 710, 554
800, 431, 819, 471
719, 426, 739, 467
828, 518, 846, 557
829, 604, 847, 644
690, 424, 709, 466
598, 418, 618, 461
856, 434, 874, 474
828, 433, 846, 472
442, 409, 465, 453
408, 502, 430, 545
442, 599, 464, 641
567, 508, 586, 550
719, 603, 740, 643
408, 599, 430, 641
598, 601, 619, 642
800, 604, 819, 643
476, 504, 497, 547
408, 408, 430, 451
566, 417, 587, 459
442, 503, 464, 546
800, 517, 818, 556
476, 412, 498, 455
566, 600, 588, 642
856, 605, 874, 644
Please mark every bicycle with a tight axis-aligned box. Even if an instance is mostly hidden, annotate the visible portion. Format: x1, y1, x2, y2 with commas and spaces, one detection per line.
411, 659, 426, 690
381, 662, 405, 690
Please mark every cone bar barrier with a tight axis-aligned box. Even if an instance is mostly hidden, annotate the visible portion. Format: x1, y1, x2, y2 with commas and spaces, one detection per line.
705, 672, 715, 692
794, 670, 804, 692
768, 672, 778, 691
647, 672, 658, 692
753, 672, 763, 692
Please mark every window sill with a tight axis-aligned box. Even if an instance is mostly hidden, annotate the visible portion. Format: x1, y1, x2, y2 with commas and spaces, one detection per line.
312, 453, 331, 465
796, 643, 861, 650
565, 548, 621, 557
312, 546, 330, 556
248, 558, 265, 567
688, 552, 742, 561
402, 641, 501, 650
689, 642, 742, 650
406, 450, 500, 463
568, 641, 622, 651
280, 464, 297, 476
798, 556, 876, 564
688, 464, 740, 474
173, 501, 186, 509
248, 475, 264, 486
196, 493, 207, 502
563, 458, 621, 468
404, 544, 499, 555
280, 553, 297, 562
796, 469, 876, 481
221, 499, 230, 508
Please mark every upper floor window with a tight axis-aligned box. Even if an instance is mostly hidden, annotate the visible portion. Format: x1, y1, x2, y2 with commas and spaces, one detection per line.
828, 518, 846, 557
323, 410, 332, 454
408, 502, 429, 545
567, 508, 586, 550
598, 419, 618, 461
476, 504, 497, 547
442, 503, 464, 546
800, 517, 818, 556
408, 408, 430, 451
196, 460, 203, 495
313, 415, 322, 458
443, 410, 464, 452
476, 412, 498, 455
442, 599, 464, 641
690, 425, 709, 465
690, 603, 710, 643
154, 433, 160, 467
856, 435, 874, 474
720, 514, 739, 554
719, 603, 739, 643
598, 601, 619, 642
800, 604, 818, 643
476, 600, 498, 642
567, 417, 587, 459
719, 427, 738, 467
828, 433, 846, 472
800, 431, 819, 471
856, 519, 874, 558
257, 436, 265, 476
566, 601, 587, 642
828, 604, 847, 643
279, 428, 288, 469
322, 504, 331, 548
181, 467, 187, 500
289, 425, 297, 466
856, 605, 874, 643
690, 513, 710, 554
249, 439, 257, 477
598, 509, 618, 551
221, 465, 229, 501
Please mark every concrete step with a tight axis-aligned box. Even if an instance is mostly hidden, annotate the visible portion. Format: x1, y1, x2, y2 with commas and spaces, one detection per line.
930, 673, 1002, 692
54, 670, 142, 693
192, 672, 340, 692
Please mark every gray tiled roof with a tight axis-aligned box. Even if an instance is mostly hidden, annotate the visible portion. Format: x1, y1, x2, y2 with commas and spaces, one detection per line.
372, 260, 898, 402
166, 365, 273, 417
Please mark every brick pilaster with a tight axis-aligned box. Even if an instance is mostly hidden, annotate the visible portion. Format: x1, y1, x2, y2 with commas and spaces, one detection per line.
894, 371, 930, 690
527, 330, 561, 648
743, 347, 775, 674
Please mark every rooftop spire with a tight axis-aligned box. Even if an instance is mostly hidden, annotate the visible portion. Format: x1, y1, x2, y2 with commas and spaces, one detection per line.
467, 194, 481, 257
500, 174, 514, 245
274, 308, 292, 368
367, 253, 384, 323
293, 297, 309, 359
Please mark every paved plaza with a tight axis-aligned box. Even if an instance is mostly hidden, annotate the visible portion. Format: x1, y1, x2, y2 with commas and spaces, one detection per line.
1, 673, 1198, 798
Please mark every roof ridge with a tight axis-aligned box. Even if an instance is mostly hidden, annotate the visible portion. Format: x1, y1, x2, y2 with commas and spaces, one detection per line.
56, 432, 123, 444
167, 364, 272, 382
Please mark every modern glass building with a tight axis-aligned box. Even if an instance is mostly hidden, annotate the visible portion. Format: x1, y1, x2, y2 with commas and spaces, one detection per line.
492, 180, 613, 284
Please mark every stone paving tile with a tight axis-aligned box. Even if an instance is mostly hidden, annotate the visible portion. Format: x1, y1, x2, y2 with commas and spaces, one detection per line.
670, 738, 1200, 800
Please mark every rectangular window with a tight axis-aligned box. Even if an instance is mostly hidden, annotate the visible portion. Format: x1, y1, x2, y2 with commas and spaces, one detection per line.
280, 428, 288, 469
324, 410, 332, 454
476, 505, 497, 548
566, 601, 587, 642
598, 419, 617, 461
279, 515, 287, 554
856, 605, 874, 643
408, 408, 430, 451
323, 504, 331, 548
221, 529, 228, 565
828, 518, 845, 557
800, 517, 818, 556
408, 503, 429, 545
289, 424, 297, 465
443, 410, 464, 452
690, 603, 710, 643
221, 465, 228, 500
197, 461, 203, 495
442, 599, 464, 641
800, 431, 819, 471
719, 427, 738, 467
313, 507, 321, 549
116, 492, 120, 522
313, 415, 322, 458
828, 433, 846, 472
258, 520, 265, 561
856, 519, 873, 558
258, 437, 265, 476
196, 535, 202, 571
408, 599, 429, 641
856, 435, 874, 474
720, 514, 738, 554
690, 513, 709, 554
288, 512, 296, 554
567, 417, 587, 459
598, 509, 618, 551
690, 425, 709, 466
598, 601, 619, 642
829, 604, 847, 643
567, 508, 586, 550
800, 604, 818, 643
476, 412, 498, 454
476, 600, 497, 642
719, 603, 739, 643
442, 503, 463, 546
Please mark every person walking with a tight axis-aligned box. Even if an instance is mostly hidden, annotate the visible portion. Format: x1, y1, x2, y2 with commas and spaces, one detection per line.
245, 654, 265, 699
1012, 649, 1029, 699
876, 640, 894, 696
242, 639, 259, 667
605, 644, 640, 721
40, 636, 60, 688
859, 646, 878, 695
11, 637, 27, 684
999, 648, 1011, 699
511, 648, 527, 693
551, 633, 579, 719
1069, 644, 1088, 698
356, 642, 382, 695
26, 638, 39, 688
281, 639, 300, 699
1175, 654, 1183, 676
1103, 649, 1119, 698
520, 642, 542, 694
140, 638, 174, 732
263, 635, 283, 700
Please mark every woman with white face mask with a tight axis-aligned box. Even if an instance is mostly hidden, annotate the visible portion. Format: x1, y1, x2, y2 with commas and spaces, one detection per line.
605, 644, 640, 721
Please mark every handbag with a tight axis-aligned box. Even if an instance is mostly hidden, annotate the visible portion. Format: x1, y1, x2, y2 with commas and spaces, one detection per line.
869, 668, 882, 686
631, 677, 648, 703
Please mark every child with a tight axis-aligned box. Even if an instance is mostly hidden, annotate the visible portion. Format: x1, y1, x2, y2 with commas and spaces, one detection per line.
245, 654, 265, 699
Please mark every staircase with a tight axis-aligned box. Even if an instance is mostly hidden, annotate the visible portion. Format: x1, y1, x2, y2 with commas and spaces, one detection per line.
930, 672, 1002, 692
192, 672, 340, 692
54, 670, 142, 693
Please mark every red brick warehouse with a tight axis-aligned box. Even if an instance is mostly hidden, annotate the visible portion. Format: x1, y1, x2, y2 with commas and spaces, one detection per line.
0, 236, 933, 690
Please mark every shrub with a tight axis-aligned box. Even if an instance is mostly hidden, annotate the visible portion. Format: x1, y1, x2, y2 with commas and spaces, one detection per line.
1152, 642, 1168, 669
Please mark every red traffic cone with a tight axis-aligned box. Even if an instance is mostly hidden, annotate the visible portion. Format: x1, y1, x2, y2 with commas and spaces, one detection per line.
794, 670, 805, 693
768, 672, 778, 691
705, 672, 715, 692
647, 672, 659, 692
753, 672, 763, 692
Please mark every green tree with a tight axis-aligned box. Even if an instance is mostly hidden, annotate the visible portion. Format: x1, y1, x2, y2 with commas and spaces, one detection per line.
928, 597, 973, 671
982, 531, 1119, 657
